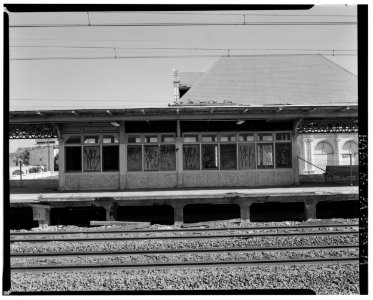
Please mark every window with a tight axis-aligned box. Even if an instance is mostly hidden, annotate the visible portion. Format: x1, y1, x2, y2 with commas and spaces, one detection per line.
103, 146, 119, 171
202, 144, 218, 169
201, 135, 217, 142
128, 135, 142, 143
257, 133, 273, 142
84, 136, 99, 144
220, 144, 237, 170
238, 143, 256, 169
144, 145, 160, 171
183, 144, 200, 170
257, 143, 273, 168
239, 133, 254, 142
127, 133, 176, 172
275, 143, 292, 168
83, 146, 101, 172
160, 145, 176, 171
127, 145, 142, 171
183, 134, 198, 143
65, 147, 82, 172
66, 136, 81, 144
144, 135, 158, 143
276, 133, 291, 141
103, 135, 119, 144
220, 134, 236, 142
65, 133, 119, 173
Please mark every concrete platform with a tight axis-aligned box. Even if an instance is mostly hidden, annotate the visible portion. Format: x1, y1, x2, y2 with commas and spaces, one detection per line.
8, 186, 358, 226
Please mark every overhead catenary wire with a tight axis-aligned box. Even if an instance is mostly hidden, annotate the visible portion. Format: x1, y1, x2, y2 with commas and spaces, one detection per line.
9, 21, 357, 28
9, 53, 358, 61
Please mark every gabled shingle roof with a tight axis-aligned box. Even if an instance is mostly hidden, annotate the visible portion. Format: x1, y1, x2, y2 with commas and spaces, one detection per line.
179, 55, 357, 106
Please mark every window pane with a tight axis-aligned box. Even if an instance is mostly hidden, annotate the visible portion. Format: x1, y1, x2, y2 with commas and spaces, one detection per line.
238, 143, 256, 169
221, 135, 236, 142
162, 135, 175, 143
183, 144, 200, 170
201, 135, 217, 142
128, 135, 142, 143
65, 147, 81, 171
220, 144, 237, 170
275, 143, 292, 168
160, 145, 176, 171
145, 136, 158, 143
202, 144, 218, 169
257, 143, 273, 168
102, 146, 119, 171
83, 146, 101, 172
103, 135, 119, 144
127, 145, 142, 171
66, 136, 81, 144
183, 135, 198, 142
276, 133, 291, 141
257, 133, 273, 141
144, 145, 160, 171
84, 136, 99, 144
239, 134, 254, 142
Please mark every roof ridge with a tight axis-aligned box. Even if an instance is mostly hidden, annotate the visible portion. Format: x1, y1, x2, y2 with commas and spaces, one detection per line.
317, 54, 357, 78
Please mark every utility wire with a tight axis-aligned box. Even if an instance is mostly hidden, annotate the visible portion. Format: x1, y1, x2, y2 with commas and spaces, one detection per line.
9, 53, 357, 61
9, 21, 357, 28
9, 45, 357, 52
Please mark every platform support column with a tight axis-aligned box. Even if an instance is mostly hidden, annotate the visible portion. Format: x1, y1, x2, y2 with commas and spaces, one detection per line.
240, 202, 251, 223
173, 203, 184, 226
58, 137, 65, 190
31, 205, 51, 227
103, 202, 117, 221
304, 200, 317, 220
176, 120, 183, 187
119, 122, 127, 189
292, 133, 300, 185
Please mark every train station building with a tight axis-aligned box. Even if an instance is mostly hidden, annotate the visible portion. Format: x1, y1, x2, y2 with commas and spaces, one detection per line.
9, 55, 359, 226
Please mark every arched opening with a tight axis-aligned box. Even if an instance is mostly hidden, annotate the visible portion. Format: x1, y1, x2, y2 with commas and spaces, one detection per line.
341, 140, 358, 165
314, 141, 335, 171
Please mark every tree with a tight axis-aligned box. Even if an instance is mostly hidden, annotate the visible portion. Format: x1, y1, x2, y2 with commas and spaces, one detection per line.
14, 147, 30, 166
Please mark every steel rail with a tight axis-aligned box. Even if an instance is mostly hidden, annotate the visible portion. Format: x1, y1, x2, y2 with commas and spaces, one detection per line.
10, 244, 358, 258
10, 257, 359, 273
10, 230, 359, 243
10, 223, 359, 236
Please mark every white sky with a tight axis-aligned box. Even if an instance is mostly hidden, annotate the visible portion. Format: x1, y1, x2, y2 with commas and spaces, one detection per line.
7, 5, 358, 152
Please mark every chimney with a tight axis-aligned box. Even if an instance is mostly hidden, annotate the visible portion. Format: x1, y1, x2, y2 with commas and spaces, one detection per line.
173, 69, 180, 102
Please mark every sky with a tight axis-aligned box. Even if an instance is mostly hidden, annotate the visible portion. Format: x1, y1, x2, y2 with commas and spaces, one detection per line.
7, 5, 358, 151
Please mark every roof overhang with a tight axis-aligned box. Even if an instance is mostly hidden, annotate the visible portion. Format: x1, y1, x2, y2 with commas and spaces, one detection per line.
9, 105, 358, 125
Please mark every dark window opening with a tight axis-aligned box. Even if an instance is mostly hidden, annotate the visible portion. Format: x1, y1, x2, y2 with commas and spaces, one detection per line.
103, 146, 119, 171
127, 145, 142, 171
65, 146, 82, 172
202, 144, 219, 169
183, 144, 200, 170
220, 144, 237, 170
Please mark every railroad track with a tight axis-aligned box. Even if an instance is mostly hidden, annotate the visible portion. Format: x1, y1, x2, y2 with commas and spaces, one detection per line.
10, 222, 359, 273
10, 223, 359, 243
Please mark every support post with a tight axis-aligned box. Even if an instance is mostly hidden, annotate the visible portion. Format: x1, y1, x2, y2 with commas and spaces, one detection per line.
103, 202, 117, 221
240, 202, 251, 223
119, 121, 126, 189
31, 205, 51, 227
176, 120, 183, 187
335, 135, 341, 166
304, 200, 317, 220
173, 203, 184, 226
58, 137, 65, 190
292, 133, 300, 185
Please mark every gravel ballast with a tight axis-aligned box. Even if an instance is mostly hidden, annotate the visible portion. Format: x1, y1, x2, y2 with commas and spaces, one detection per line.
10, 263, 359, 294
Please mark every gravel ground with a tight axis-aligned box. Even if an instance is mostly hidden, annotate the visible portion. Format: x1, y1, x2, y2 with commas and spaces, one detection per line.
11, 235, 358, 254
10, 263, 359, 294
12, 249, 358, 266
